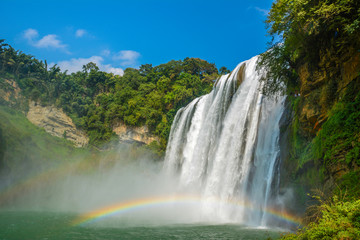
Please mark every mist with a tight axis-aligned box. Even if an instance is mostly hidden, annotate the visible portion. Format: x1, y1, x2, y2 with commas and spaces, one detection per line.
0, 143, 204, 227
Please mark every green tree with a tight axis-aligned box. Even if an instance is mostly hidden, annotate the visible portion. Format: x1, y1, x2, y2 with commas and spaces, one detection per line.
0, 40, 222, 148
219, 66, 230, 75
258, 0, 360, 95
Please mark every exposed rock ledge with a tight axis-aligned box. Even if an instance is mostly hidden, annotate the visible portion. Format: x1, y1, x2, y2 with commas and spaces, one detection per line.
27, 101, 89, 147
112, 121, 159, 145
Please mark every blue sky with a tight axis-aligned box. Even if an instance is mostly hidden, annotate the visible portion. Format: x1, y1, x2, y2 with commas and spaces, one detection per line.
0, 0, 273, 75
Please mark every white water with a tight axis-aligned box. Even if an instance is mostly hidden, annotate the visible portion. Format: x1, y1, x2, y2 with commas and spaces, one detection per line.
164, 56, 286, 227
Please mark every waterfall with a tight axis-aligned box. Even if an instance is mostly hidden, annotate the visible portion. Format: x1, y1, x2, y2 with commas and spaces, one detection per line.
163, 56, 286, 227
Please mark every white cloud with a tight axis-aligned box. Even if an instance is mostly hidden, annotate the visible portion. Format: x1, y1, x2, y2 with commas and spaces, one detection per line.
113, 50, 141, 66
254, 7, 269, 16
56, 56, 102, 73
23, 28, 39, 41
101, 49, 111, 57
34, 34, 67, 49
75, 29, 87, 38
55, 56, 124, 76
23, 28, 68, 52
103, 65, 124, 76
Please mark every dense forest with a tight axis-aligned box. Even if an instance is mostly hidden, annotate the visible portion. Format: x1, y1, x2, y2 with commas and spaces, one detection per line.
259, 0, 360, 238
0, 39, 229, 150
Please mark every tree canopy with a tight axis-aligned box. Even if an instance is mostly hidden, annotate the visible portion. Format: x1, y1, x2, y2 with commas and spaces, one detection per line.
0, 39, 221, 149
258, 0, 360, 95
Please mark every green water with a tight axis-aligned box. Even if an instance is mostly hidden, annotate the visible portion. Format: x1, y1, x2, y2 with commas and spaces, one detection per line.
0, 211, 283, 240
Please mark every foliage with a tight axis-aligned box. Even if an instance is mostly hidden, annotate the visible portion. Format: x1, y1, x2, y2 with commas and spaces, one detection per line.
337, 170, 360, 200
0, 40, 221, 148
259, 3, 360, 231
312, 81, 360, 168
219, 66, 230, 75
282, 196, 360, 239
257, 44, 299, 96
267, 0, 360, 57
258, 0, 360, 95
285, 78, 360, 220
283, 79, 360, 239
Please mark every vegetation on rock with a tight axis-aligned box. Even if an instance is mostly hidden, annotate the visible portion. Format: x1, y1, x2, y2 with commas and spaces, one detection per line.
260, 0, 360, 238
258, 0, 360, 96
282, 195, 360, 240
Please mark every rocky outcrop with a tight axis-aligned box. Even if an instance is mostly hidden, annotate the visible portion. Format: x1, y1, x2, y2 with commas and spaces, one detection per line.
297, 51, 360, 135
112, 121, 159, 145
26, 101, 88, 147
286, 50, 360, 208
2, 79, 21, 102
0, 79, 26, 109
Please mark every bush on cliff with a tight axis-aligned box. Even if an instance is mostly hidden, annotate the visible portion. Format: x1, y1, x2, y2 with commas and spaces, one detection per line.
282, 196, 360, 240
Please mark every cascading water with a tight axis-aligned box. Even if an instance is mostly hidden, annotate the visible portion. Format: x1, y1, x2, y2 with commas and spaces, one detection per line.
164, 56, 286, 227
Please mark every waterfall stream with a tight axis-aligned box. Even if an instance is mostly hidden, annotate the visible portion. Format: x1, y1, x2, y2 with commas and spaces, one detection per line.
164, 56, 286, 227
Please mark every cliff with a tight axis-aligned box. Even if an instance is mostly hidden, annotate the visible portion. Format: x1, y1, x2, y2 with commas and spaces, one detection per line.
0, 79, 90, 148
278, 49, 360, 218
112, 121, 159, 145
298, 50, 360, 135
280, 54, 360, 237
27, 101, 89, 147
0, 78, 27, 111
0, 77, 161, 147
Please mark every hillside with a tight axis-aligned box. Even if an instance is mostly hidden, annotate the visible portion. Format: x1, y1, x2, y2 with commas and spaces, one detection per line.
0, 40, 227, 150
0, 104, 86, 184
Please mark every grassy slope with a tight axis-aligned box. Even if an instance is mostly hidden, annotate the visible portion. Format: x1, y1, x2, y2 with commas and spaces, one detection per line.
0, 104, 160, 176
0, 105, 89, 175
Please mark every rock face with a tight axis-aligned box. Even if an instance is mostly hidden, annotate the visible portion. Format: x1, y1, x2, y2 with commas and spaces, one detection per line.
112, 121, 159, 145
2, 79, 21, 103
0, 79, 26, 109
277, 50, 360, 217
297, 51, 360, 135
27, 101, 89, 147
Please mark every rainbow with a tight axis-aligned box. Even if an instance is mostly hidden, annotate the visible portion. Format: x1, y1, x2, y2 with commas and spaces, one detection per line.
71, 195, 302, 227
